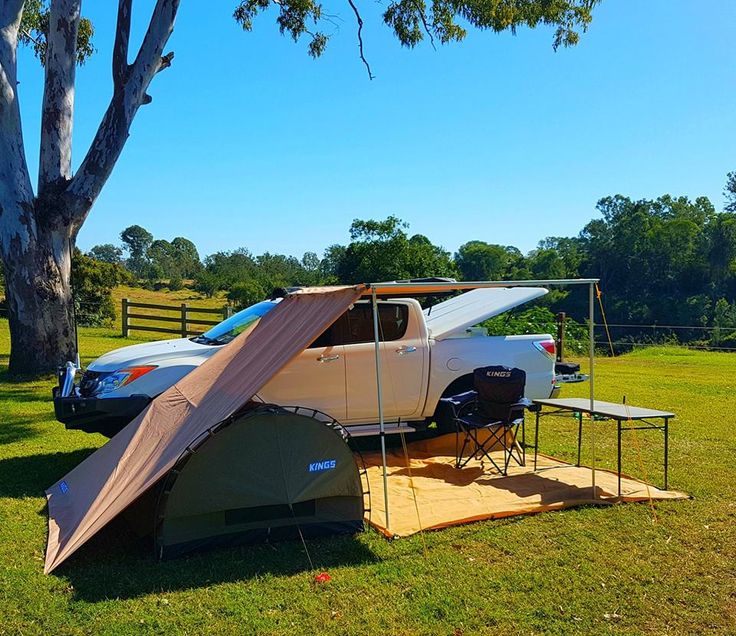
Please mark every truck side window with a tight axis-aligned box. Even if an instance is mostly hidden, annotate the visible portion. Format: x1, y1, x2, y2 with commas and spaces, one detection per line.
307, 314, 349, 348
307, 304, 409, 348
309, 329, 332, 349
337, 303, 409, 345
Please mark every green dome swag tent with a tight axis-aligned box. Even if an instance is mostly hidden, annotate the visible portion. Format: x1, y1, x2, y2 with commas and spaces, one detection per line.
155, 405, 365, 559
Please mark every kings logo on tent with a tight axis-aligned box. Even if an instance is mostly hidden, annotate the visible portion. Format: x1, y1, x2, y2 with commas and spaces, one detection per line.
308, 459, 337, 473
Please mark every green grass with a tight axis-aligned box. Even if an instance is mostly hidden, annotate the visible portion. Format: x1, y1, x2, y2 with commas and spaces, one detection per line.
1, 319, 735, 634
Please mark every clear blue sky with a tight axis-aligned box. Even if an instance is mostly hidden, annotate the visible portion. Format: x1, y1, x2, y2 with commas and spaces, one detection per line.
15, 0, 736, 259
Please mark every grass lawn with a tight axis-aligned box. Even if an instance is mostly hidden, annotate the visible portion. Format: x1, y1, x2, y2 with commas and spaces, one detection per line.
1, 317, 735, 634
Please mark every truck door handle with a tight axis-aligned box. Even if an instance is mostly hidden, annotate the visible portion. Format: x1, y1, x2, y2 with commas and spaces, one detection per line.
395, 346, 417, 355
317, 354, 340, 363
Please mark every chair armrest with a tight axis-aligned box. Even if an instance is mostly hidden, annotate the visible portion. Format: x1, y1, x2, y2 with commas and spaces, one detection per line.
439, 390, 477, 416
511, 398, 541, 412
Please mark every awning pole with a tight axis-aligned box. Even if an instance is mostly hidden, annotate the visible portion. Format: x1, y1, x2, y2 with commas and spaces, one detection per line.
372, 287, 390, 532
589, 282, 596, 497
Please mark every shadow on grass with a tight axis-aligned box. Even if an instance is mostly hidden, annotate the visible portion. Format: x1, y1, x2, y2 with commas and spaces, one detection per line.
1, 387, 54, 403
0, 367, 56, 389
0, 448, 97, 497
0, 368, 58, 444
9, 448, 379, 602
0, 412, 52, 445
61, 521, 379, 602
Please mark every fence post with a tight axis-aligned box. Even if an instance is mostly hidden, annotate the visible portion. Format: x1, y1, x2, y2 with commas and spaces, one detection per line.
556, 312, 566, 362
122, 298, 129, 337
181, 303, 188, 338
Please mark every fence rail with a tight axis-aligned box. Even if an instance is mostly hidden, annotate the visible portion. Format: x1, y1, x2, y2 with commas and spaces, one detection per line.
555, 312, 736, 358
593, 322, 736, 332
122, 298, 231, 338
592, 340, 736, 352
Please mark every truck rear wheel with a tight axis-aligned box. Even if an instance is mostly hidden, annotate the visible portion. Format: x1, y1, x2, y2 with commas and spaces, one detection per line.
432, 374, 474, 434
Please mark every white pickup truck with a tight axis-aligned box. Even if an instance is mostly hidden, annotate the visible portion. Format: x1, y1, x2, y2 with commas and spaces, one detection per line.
54, 287, 560, 437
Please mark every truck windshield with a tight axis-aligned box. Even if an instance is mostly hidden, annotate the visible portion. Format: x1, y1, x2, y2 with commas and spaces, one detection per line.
194, 301, 278, 345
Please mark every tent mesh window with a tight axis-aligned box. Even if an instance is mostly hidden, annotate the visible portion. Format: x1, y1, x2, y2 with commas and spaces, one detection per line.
153, 405, 368, 560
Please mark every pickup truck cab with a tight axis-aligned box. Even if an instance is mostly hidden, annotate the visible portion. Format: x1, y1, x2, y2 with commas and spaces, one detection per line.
54, 287, 560, 436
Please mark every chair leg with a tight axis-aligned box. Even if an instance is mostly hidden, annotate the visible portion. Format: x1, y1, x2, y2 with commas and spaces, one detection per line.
508, 422, 525, 468
503, 421, 525, 472
455, 423, 461, 468
521, 418, 526, 466
456, 426, 489, 469
479, 427, 505, 475
456, 421, 520, 476
500, 433, 510, 475
517, 420, 526, 466
458, 426, 504, 474
472, 429, 504, 473
456, 428, 472, 469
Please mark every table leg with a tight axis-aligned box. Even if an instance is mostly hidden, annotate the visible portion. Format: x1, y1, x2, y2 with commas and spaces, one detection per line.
617, 419, 622, 498
534, 410, 539, 471
664, 417, 669, 490
577, 412, 583, 467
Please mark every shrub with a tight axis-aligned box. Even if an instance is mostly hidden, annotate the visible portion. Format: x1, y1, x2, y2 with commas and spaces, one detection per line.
72, 249, 131, 326
193, 271, 220, 298
227, 280, 266, 309
168, 273, 184, 291
482, 305, 589, 356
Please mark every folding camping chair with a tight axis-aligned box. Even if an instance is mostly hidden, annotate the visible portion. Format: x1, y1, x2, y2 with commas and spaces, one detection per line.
441, 366, 537, 475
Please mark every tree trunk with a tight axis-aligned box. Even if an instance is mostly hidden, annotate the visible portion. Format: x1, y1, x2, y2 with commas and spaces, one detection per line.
1, 201, 77, 376
1, 0, 180, 377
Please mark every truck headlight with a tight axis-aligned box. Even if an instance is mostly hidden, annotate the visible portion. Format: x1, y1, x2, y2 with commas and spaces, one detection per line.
97, 366, 157, 395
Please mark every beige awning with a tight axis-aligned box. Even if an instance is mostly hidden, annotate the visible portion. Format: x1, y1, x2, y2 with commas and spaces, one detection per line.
45, 285, 365, 573
359, 279, 597, 297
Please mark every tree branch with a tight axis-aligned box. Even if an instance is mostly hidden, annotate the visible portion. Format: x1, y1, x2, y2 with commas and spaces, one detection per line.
414, 1, 436, 50
0, 1, 36, 234
346, 0, 374, 80
66, 0, 180, 227
38, 0, 82, 196
21, 27, 44, 48
112, 0, 133, 87
131, 0, 178, 74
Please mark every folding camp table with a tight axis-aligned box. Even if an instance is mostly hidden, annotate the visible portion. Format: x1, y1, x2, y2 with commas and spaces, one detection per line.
531, 398, 674, 497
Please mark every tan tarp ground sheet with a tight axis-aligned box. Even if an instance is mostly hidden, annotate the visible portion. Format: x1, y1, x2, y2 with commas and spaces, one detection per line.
45, 285, 364, 573
363, 433, 689, 537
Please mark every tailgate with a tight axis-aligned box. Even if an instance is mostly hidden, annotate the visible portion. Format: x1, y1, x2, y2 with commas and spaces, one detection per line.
425, 287, 548, 340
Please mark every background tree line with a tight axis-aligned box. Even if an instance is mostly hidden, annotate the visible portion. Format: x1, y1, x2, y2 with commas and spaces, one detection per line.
89, 225, 202, 289
24, 172, 734, 350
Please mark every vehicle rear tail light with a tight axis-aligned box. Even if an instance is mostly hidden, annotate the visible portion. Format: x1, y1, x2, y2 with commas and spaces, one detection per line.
534, 340, 556, 358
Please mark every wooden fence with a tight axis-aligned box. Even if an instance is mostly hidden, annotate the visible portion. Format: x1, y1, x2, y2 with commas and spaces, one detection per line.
122, 299, 232, 338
